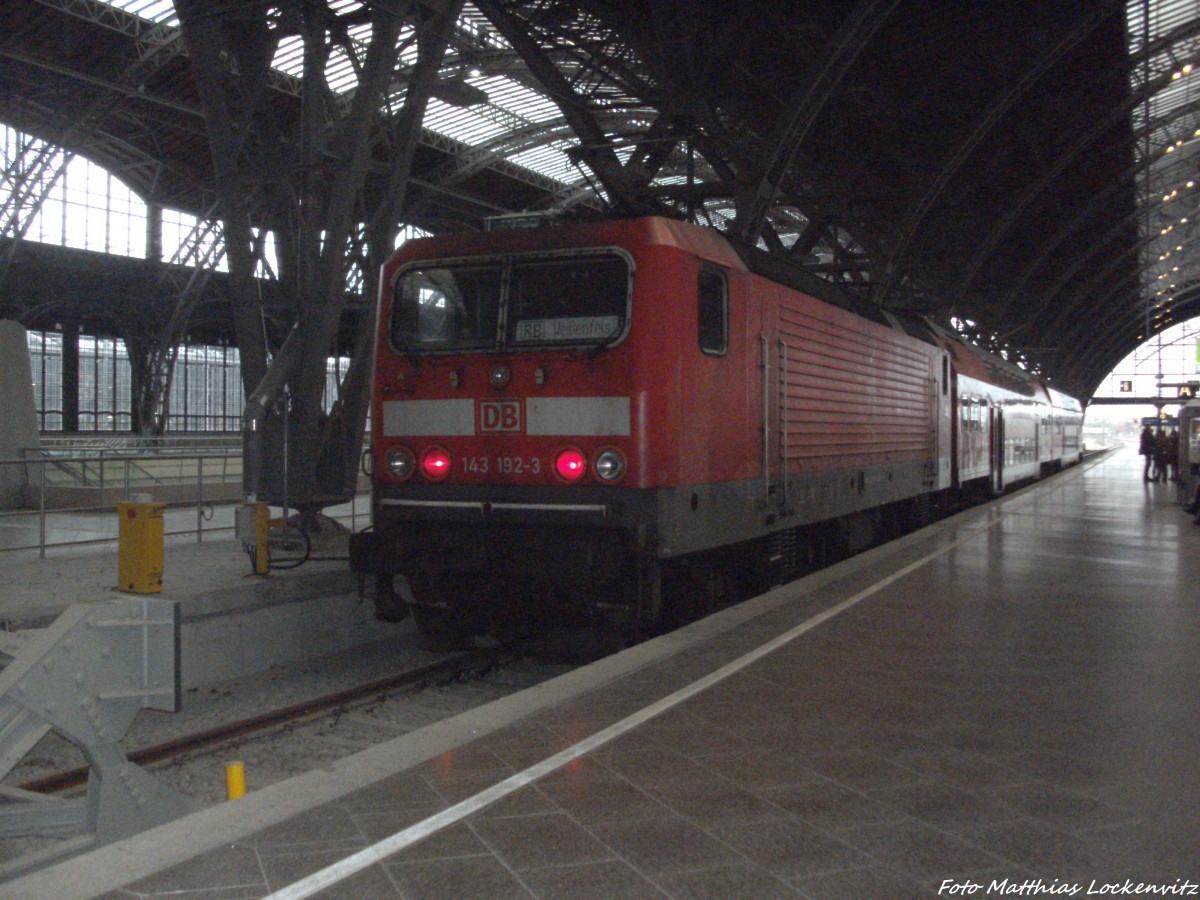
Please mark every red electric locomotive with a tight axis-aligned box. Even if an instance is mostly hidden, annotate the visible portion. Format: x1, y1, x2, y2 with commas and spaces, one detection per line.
354, 216, 1081, 648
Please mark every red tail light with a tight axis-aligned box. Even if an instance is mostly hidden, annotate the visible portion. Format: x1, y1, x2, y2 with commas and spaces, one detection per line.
554, 447, 587, 482
420, 446, 451, 480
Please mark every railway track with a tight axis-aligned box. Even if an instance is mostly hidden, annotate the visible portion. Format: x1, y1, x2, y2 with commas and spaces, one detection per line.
4, 638, 574, 818
18, 648, 501, 796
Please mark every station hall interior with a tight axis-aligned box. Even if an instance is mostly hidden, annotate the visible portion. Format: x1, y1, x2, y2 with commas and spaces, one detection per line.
1, 0, 1200, 897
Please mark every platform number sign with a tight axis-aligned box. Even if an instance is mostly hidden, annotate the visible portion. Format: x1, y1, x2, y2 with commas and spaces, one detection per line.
1180, 382, 1200, 399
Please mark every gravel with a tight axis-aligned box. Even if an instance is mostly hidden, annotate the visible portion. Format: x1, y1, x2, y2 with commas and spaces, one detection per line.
0, 631, 573, 872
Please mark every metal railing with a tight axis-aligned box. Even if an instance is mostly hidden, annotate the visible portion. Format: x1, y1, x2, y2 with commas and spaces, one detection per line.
36, 434, 243, 453
23, 447, 242, 493
0, 445, 367, 561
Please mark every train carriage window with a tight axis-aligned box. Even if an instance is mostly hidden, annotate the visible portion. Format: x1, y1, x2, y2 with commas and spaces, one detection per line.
393, 264, 502, 351
507, 254, 629, 347
698, 266, 728, 356
392, 251, 631, 353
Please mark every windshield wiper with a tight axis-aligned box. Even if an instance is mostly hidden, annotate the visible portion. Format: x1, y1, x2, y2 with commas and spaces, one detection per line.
586, 323, 624, 357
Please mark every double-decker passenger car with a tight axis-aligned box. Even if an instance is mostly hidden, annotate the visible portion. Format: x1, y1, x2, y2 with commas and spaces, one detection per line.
353, 217, 1082, 648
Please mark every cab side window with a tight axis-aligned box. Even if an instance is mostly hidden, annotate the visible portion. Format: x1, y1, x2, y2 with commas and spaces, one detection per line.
698, 267, 728, 355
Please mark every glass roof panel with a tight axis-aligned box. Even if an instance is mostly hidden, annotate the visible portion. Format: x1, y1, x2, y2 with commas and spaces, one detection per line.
112, 0, 178, 25
97, 0, 592, 193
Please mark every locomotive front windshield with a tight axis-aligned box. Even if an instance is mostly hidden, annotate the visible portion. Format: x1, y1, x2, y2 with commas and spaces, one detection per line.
392, 252, 630, 353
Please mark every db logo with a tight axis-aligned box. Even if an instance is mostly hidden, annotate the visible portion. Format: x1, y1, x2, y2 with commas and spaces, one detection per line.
477, 399, 523, 433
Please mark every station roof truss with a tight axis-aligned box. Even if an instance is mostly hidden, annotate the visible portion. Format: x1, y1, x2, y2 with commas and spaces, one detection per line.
1, 0, 1197, 399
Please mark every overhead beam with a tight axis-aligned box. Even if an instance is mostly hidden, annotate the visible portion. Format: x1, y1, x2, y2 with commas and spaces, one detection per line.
733, 0, 898, 247
473, 0, 660, 215
877, 3, 1119, 307
978, 65, 1198, 324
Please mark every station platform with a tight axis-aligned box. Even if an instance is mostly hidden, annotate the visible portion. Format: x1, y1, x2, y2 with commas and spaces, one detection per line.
7, 443, 1199, 898
0, 517, 395, 688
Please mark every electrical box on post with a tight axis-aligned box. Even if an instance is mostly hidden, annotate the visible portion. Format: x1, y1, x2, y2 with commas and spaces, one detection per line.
117, 500, 165, 593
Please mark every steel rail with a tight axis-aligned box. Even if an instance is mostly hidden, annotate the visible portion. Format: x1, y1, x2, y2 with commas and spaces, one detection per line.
20, 649, 496, 795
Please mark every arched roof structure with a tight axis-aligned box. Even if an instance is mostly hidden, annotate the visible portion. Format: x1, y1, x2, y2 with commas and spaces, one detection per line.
0, 0, 1196, 400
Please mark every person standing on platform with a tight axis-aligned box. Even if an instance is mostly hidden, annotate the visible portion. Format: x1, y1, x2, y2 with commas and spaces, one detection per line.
1139, 424, 1155, 481
1153, 427, 1170, 482
1168, 428, 1180, 482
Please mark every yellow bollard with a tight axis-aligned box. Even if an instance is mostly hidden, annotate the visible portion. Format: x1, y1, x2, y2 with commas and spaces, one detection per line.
225, 761, 246, 800
235, 502, 271, 575
117, 500, 165, 593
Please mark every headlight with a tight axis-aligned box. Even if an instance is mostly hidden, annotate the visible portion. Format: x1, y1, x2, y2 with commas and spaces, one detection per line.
554, 447, 587, 483
387, 447, 416, 481
489, 363, 511, 388
420, 446, 451, 480
593, 448, 626, 482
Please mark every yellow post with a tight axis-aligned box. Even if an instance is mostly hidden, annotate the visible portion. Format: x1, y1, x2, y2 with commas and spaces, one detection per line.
117, 500, 165, 593
225, 761, 246, 800
237, 501, 271, 575
254, 502, 270, 575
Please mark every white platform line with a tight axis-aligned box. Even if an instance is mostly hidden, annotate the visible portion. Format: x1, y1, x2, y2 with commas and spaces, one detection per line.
266, 478, 1066, 900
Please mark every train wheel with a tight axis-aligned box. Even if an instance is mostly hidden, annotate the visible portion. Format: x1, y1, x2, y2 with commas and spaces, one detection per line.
663, 556, 738, 628
410, 604, 474, 653
408, 572, 481, 652
372, 574, 409, 623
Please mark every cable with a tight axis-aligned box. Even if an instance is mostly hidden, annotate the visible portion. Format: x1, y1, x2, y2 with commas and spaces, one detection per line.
267, 522, 311, 570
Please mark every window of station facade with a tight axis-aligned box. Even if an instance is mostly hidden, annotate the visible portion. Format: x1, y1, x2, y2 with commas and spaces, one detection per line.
4, 124, 369, 436
26, 331, 350, 433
